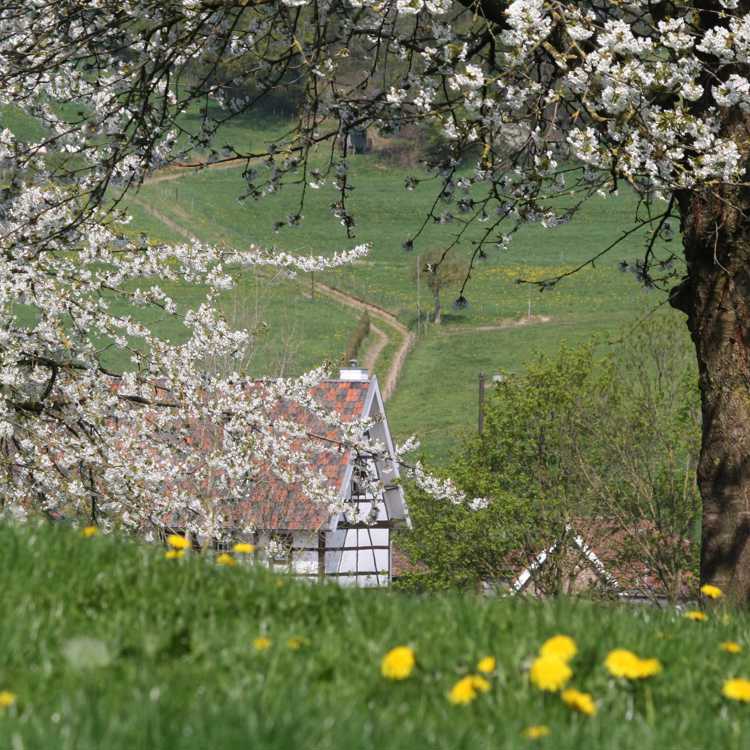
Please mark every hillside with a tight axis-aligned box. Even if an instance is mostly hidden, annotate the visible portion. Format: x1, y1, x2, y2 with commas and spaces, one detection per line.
2, 104, 692, 461
0, 523, 748, 750
123, 114, 690, 460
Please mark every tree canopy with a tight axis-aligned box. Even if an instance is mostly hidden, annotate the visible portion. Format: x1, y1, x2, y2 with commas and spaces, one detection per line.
2, 0, 750, 594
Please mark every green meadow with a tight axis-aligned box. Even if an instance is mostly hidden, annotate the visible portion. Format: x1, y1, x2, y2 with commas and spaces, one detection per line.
126, 134, 684, 460
1, 523, 748, 750
2, 104, 688, 461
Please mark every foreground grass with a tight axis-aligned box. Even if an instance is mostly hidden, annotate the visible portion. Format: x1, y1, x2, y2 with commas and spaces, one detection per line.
1, 523, 749, 749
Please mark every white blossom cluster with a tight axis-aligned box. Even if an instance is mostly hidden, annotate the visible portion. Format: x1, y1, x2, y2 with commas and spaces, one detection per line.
2, 0, 748, 534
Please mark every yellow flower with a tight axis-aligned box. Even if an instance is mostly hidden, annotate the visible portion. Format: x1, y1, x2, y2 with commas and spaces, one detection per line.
233, 542, 256, 554
166, 534, 190, 550
164, 550, 185, 560
561, 688, 597, 716
216, 553, 236, 566
522, 725, 550, 740
723, 678, 750, 702
253, 637, 271, 652
701, 584, 723, 599
604, 649, 662, 679
684, 610, 708, 622
636, 658, 663, 678
380, 646, 416, 680
477, 656, 496, 674
721, 641, 743, 654
0, 691, 16, 709
81, 526, 97, 538
540, 635, 577, 663
448, 675, 491, 705
287, 637, 306, 651
529, 655, 572, 692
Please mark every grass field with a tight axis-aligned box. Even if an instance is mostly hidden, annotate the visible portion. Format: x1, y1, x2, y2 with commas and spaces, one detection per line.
133, 155, 670, 329
3, 103, 690, 461
125, 136, 687, 460
1, 522, 748, 750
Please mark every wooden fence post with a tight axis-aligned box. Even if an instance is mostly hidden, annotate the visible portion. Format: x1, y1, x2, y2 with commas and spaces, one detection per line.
478, 372, 486, 435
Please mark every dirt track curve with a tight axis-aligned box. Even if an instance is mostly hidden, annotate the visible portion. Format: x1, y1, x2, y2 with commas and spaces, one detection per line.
136, 164, 553, 401
131, 186, 415, 401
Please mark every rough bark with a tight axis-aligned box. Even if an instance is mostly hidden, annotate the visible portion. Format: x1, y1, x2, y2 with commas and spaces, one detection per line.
671, 169, 750, 600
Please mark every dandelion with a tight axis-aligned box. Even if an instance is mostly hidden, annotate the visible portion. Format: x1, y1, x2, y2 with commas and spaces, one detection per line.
0, 691, 16, 709
166, 534, 190, 550
477, 656, 496, 674
164, 550, 185, 560
684, 610, 708, 622
381, 646, 415, 680
233, 543, 255, 554
561, 688, 597, 716
287, 637, 306, 651
634, 658, 662, 678
721, 641, 743, 654
81, 526, 97, 538
723, 678, 750, 702
540, 635, 577, 663
253, 637, 271, 652
701, 584, 723, 599
604, 649, 662, 679
522, 725, 550, 740
216, 553, 236, 566
529, 655, 572, 692
448, 675, 491, 705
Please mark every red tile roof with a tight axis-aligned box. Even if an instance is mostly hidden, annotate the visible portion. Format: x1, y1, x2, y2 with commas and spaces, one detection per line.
225, 379, 373, 531
108, 378, 374, 533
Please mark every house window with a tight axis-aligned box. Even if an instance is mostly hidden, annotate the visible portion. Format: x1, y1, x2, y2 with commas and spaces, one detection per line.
267, 532, 293, 570
213, 537, 233, 553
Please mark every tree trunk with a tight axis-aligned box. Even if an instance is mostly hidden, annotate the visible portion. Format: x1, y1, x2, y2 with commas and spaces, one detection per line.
671, 177, 750, 600
433, 287, 442, 325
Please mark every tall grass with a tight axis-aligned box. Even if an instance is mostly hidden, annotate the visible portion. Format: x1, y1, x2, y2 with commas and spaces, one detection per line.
0, 523, 748, 750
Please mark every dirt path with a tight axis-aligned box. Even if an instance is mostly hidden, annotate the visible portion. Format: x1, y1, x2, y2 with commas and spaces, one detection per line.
136, 165, 552, 402
130, 195, 195, 242
313, 282, 415, 400
131, 190, 413, 399
361, 323, 388, 373
144, 158, 248, 185
442, 314, 552, 335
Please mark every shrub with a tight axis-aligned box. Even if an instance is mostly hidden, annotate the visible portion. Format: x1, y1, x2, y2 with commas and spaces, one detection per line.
397, 317, 701, 599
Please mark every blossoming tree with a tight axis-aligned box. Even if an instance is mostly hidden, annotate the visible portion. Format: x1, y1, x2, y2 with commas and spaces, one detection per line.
2, 0, 749, 595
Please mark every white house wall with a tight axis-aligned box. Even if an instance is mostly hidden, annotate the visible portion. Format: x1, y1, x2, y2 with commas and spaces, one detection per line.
331, 527, 390, 587
252, 527, 390, 586
255, 530, 319, 580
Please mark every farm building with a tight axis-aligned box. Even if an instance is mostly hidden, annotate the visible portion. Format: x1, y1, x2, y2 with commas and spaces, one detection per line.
233, 363, 410, 586
506, 521, 695, 603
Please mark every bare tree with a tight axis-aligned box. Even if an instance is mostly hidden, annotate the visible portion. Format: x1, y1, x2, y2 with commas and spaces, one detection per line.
412, 250, 465, 324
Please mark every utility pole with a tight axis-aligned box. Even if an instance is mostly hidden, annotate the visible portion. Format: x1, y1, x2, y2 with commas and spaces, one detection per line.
478, 372, 486, 435
416, 255, 421, 336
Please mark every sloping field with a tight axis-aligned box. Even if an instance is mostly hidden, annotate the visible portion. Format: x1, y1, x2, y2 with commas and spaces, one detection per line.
3, 104, 689, 460
127, 153, 686, 460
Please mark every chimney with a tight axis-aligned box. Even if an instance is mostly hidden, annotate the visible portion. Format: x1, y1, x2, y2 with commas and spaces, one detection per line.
339, 358, 369, 382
